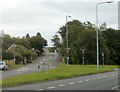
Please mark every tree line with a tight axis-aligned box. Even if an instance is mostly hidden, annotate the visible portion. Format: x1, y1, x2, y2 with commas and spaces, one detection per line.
2, 32, 47, 64
52, 20, 119, 65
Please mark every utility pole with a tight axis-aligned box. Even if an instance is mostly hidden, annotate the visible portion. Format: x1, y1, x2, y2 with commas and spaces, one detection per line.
66, 15, 71, 65
81, 48, 85, 66
0, 30, 3, 61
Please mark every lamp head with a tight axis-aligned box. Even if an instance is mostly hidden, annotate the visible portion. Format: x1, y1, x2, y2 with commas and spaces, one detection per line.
107, 1, 114, 3
68, 16, 71, 17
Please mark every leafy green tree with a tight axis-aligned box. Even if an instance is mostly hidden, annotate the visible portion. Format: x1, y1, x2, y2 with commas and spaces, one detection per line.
58, 20, 112, 65
102, 28, 120, 65
2, 34, 14, 51
30, 33, 47, 54
26, 34, 30, 38
51, 34, 61, 48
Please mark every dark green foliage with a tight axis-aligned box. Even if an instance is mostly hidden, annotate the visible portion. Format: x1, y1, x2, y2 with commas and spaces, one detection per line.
26, 34, 30, 38
2, 51, 14, 60
14, 37, 32, 49
16, 45, 32, 63
2, 32, 47, 64
48, 47, 55, 52
57, 20, 119, 65
30, 36, 47, 51
15, 55, 24, 64
51, 35, 61, 48
2, 34, 14, 51
102, 29, 120, 65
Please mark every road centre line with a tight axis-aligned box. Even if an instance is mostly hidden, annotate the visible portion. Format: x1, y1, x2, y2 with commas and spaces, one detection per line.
59, 84, 65, 87
38, 73, 118, 90
48, 86, 56, 89
93, 78, 96, 80
102, 76, 107, 78
97, 77, 101, 79
84, 79, 90, 81
107, 75, 111, 77
114, 74, 118, 76
111, 74, 115, 76
36, 89, 44, 91
69, 82, 75, 85
112, 85, 120, 89
78, 81, 83, 83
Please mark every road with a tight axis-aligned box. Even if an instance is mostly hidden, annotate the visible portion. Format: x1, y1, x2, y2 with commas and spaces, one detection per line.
3, 69, 119, 91
1, 52, 60, 79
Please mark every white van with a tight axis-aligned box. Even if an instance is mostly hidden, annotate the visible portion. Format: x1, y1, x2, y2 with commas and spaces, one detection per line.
0, 61, 8, 71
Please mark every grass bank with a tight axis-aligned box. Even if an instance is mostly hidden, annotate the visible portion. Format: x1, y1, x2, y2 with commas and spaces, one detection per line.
2, 63, 118, 87
8, 64, 22, 70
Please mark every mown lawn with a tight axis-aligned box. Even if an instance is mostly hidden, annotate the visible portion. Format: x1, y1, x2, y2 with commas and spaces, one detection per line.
2, 63, 118, 87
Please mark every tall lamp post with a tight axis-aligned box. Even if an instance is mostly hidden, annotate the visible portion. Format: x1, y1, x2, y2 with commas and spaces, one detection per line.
66, 15, 71, 65
96, 1, 114, 70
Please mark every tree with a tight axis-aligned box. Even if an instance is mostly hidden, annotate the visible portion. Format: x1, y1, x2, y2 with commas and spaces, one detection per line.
58, 20, 112, 65
51, 34, 61, 48
30, 33, 47, 53
26, 34, 30, 38
2, 34, 14, 51
102, 28, 120, 65
14, 37, 32, 49
36, 32, 41, 37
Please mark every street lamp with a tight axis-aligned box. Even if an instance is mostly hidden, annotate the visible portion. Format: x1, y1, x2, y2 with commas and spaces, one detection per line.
66, 15, 71, 65
96, 1, 114, 70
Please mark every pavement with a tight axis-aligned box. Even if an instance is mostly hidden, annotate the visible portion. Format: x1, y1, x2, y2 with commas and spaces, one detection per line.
1, 52, 60, 79
2, 68, 119, 91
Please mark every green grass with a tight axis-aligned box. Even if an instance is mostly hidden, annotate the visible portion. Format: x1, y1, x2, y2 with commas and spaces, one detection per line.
2, 63, 118, 87
8, 64, 23, 70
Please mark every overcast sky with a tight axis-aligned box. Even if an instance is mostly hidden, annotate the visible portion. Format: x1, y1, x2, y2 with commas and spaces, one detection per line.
0, 0, 119, 46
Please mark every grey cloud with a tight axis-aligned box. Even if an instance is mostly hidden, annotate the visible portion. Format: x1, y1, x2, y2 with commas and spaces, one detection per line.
1, 1, 118, 46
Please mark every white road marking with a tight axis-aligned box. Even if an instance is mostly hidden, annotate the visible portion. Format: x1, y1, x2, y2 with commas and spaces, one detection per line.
97, 77, 101, 79
111, 75, 114, 76
112, 85, 120, 89
107, 75, 111, 77
69, 82, 75, 85
84, 79, 90, 81
93, 78, 96, 80
114, 74, 118, 76
78, 81, 83, 83
102, 76, 107, 78
17, 68, 30, 72
59, 84, 65, 87
17, 70, 21, 72
48, 86, 56, 89
49, 56, 52, 59
36, 89, 44, 91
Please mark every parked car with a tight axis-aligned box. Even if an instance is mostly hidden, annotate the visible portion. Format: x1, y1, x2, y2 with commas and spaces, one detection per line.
0, 61, 8, 71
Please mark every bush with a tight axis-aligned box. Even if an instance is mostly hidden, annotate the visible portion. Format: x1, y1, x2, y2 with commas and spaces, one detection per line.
31, 52, 38, 60
15, 55, 24, 64
2, 51, 14, 60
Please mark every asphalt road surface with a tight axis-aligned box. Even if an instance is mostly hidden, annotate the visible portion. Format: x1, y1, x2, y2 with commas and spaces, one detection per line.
1, 52, 60, 79
3, 69, 119, 91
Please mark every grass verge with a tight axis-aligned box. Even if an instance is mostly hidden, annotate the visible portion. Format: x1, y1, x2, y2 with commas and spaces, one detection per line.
2, 63, 118, 87
8, 64, 23, 70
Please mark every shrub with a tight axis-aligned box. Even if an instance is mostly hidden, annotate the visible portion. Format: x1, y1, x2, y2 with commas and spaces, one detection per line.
15, 55, 24, 64
2, 51, 14, 60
